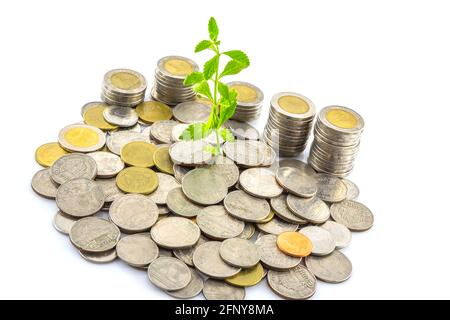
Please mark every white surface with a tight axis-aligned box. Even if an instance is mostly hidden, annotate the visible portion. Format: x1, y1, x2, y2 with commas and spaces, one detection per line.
0, 0, 449, 300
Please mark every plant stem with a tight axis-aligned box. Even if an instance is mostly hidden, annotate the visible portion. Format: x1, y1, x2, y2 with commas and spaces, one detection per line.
215, 128, 221, 155
213, 44, 221, 155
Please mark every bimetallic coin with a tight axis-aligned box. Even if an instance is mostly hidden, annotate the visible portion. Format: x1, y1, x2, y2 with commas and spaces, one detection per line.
286, 195, 330, 224
56, 179, 105, 217
305, 250, 352, 283
148, 257, 191, 291
169, 141, 213, 166
148, 173, 180, 205
182, 168, 228, 205
116, 167, 159, 194
225, 263, 265, 287
153, 146, 175, 175
267, 265, 316, 300
203, 155, 239, 188
53, 210, 78, 235
342, 178, 360, 200
95, 178, 124, 202
103, 106, 138, 127
203, 279, 245, 300
50, 153, 97, 185
299, 226, 335, 256
275, 167, 317, 198
173, 236, 208, 267
79, 249, 117, 264
276, 231, 313, 258
257, 216, 299, 235
58, 124, 106, 153
320, 221, 352, 249
196, 205, 244, 240
270, 194, 308, 225
166, 187, 203, 218
120, 141, 157, 167
330, 200, 374, 231
255, 234, 301, 271
136, 101, 173, 124
82, 102, 118, 130
173, 101, 211, 123
87, 151, 124, 178
223, 140, 266, 167
239, 168, 283, 199
151, 216, 200, 249
150, 120, 179, 144
224, 190, 271, 223
166, 268, 203, 299
315, 173, 348, 202
192, 241, 241, 279
219, 238, 260, 268
31, 169, 58, 199
106, 131, 150, 155
70, 217, 120, 253
35, 142, 69, 167
116, 234, 159, 267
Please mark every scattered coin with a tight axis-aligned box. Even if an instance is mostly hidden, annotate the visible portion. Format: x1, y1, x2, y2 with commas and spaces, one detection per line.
203, 279, 245, 300
31, 169, 59, 199
173, 101, 211, 123
276, 231, 313, 257
50, 153, 97, 185
120, 141, 157, 167
58, 124, 106, 153
286, 195, 330, 224
305, 250, 352, 283
315, 173, 348, 202
148, 257, 191, 291
237, 223, 256, 240
257, 216, 299, 235
255, 234, 301, 271
136, 101, 173, 124
203, 155, 240, 188
166, 268, 204, 299
79, 249, 118, 264
193, 241, 241, 279
222, 140, 266, 167
116, 167, 159, 194
172, 164, 191, 183
225, 120, 260, 140
35, 142, 69, 167
53, 210, 78, 235
261, 144, 277, 167
95, 178, 124, 202
148, 173, 180, 205
56, 179, 105, 217
276, 167, 317, 198
70, 217, 120, 253
182, 168, 228, 205
239, 168, 283, 198
267, 265, 316, 300
116, 234, 159, 267
321, 221, 352, 249
219, 238, 260, 268
330, 200, 374, 231
278, 159, 316, 176
225, 263, 265, 287
342, 178, 359, 200
153, 146, 175, 174
103, 105, 139, 128
116, 123, 141, 133
82, 102, 118, 130
270, 194, 307, 225
196, 205, 244, 240
169, 141, 213, 166
173, 236, 208, 267
87, 151, 124, 178
224, 190, 271, 223
166, 187, 203, 218
299, 226, 335, 256
106, 131, 150, 155
151, 216, 200, 249
151, 120, 179, 144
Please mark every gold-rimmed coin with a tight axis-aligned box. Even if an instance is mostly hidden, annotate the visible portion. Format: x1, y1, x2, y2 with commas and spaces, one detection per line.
35, 142, 69, 167
153, 146, 174, 174
116, 167, 159, 194
225, 263, 265, 287
82, 102, 118, 130
136, 101, 173, 124
121, 141, 157, 167
58, 124, 106, 153
276, 231, 313, 258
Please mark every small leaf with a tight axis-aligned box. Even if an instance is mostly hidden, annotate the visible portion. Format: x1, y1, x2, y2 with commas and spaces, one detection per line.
193, 80, 213, 101
203, 55, 219, 80
220, 128, 235, 142
204, 144, 219, 156
223, 50, 250, 67
195, 40, 213, 52
218, 82, 229, 100
220, 60, 246, 78
184, 72, 204, 86
179, 123, 211, 141
208, 17, 219, 41
218, 89, 238, 126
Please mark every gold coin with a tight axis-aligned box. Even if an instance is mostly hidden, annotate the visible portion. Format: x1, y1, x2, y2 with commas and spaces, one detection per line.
121, 141, 157, 167
35, 142, 69, 167
153, 146, 174, 175
230, 84, 258, 103
164, 59, 194, 76
116, 167, 159, 194
64, 126, 100, 148
325, 108, 358, 129
83, 104, 118, 130
278, 95, 309, 114
276, 231, 312, 257
258, 210, 275, 224
225, 263, 264, 287
136, 101, 173, 124
110, 71, 141, 90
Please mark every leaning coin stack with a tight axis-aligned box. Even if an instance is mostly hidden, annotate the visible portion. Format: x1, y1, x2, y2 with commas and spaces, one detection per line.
308, 106, 364, 177
101, 69, 147, 107
263, 92, 315, 156
152, 56, 199, 106
228, 81, 264, 121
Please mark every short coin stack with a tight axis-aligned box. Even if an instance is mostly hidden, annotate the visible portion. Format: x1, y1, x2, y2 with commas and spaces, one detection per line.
263, 92, 315, 156
308, 106, 364, 177
228, 81, 264, 121
101, 69, 147, 107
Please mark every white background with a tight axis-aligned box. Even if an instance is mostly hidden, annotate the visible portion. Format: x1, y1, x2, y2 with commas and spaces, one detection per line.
0, 0, 449, 300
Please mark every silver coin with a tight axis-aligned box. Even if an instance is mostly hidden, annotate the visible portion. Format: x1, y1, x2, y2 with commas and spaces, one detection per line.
278, 159, 316, 176
203, 155, 239, 188
148, 173, 180, 205
320, 221, 352, 249
299, 226, 335, 256
58, 124, 106, 153
256, 216, 299, 235
197, 205, 245, 240
267, 265, 316, 300
342, 178, 359, 200
193, 241, 241, 279
261, 145, 276, 167
225, 120, 260, 140
31, 169, 58, 198
151, 216, 200, 249
219, 238, 260, 268
116, 123, 141, 133
330, 200, 374, 231
173, 236, 208, 267
166, 187, 203, 218
109, 194, 159, 233
224, 190, 271, 223
53, 210, 78, 235
79, 249, 117, 264
203, 278, 245, 300
305, 250, 352, 283
148, 257, 191, 291
182, 168, 228, 205
315, 173, 348, 202
222, 140, 266, 167
106, 131, 150, 155
239, 168, 283, 199
173, 101, 211, 123
171, 123, 224, 145
270, 194, 308, 225
173, 164, 192, 183
150, 120, 179, 144
255, 234, 301, 270
70, 217, 120, 253
169, 141, 213, 166
56, 178, 105, 217
275, 167, 317, 198
94, 178, 124, 202
87, 151, 124, 178
237, 223, 256, 240
286, 195, 330, 224
141, 124, 152, 138
158, 206, 170, 216
50, 153, 97, 185
166, 268, 204, 299
103, 106, 139, 127
116, 234, 159, 267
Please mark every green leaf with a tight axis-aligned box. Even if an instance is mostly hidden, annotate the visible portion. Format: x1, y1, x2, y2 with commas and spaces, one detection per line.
193, 80, 213, 101
219, 128, 235, 142
203, 55, 219, 80
218, 89, 237, 126
195, 40, 213, 52
218, 82, 229, 100
208, 17, 219, 41
179, 123, 211, 141
204, 144, 219, 156
223, 50, 250, 67
220, 60, 247, 78
184, 72, 204, 86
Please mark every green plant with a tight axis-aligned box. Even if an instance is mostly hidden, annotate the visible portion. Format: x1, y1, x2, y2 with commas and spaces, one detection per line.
180, 17, 250, 155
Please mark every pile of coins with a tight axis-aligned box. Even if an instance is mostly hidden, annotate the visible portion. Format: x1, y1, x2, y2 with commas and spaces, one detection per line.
228, 81, 264, 122
101, 69, 147, 107
152, 56, 199, 106
263, 92, 315, 157
308, 106, 364, 177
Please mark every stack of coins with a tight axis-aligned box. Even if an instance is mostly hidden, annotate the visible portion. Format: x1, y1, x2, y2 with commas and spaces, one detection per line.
102, 69, 147, 107
262, 92, 315, 157
308, 106, 364, 177
227, 81, 264, 121
152, 56, 199, 106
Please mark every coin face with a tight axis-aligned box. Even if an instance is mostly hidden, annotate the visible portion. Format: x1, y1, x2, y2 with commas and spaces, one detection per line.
203, 279, 245, 300
166, 268, 204, 299
342, 178, 359, 200
173, 236, 208, 267
182, 168, 228, 205
148, 257, 191, 291
151, 120, 179, 144
225, 263, 265, 287
109, 194, 159, 232
276, 231, 313, 257
58, 124, 106, 153
106, 131, 150, 155
224, 190, 271, 223
79, 249, 117, 264
56, 179, 105, 217
136, 101, 173, 124
257, 216, 299, 235
219, 238, 260, 268
166, 187, 203, 218
105, 69, 147, 92
299, 226, 335, 256
87, 151, 124, 178
169, 141, 213, 166
305, 250, 352, 283
270, 194, 308, 225
148, 173, 180, 205
325, 107, 359, 129
276, 167, 317, 197
151, 216, 200, 249
35, 142, 69, 167
153, 146, 175, 174
31, 169, 59, 199
173, 101, 211, 123
330, 200, 374, 231
94, 178, 124, 202
315, 173, 348, 202
82, 102, 118, 130
197, 205, 245, 240
103, 106, 138, 127
278, 159, 316, 177
286, 195, 330, 224
50, 153, 97, 184
116, 167, 159, 194
193, 241, 241, 279
203, 155, 239, 188
53, 210, 78, 235
239, 168, 283, 198
70, 217, 120, 253
320, 221, 352, 249
116, 234, 159, 267
255, 234, 301, 271
120, 141, 157, 167
267, 265, 316, 300
223, 140, 266, 167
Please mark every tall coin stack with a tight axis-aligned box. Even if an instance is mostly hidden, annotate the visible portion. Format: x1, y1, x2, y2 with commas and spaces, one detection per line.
152, 56, 199, 106
308, 106, 364, 177
228, 81, 264, 121
102, 69, 147, 107
263, 92, 315, 157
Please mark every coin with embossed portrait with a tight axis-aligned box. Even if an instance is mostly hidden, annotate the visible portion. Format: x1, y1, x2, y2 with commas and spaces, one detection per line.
276, 167, 317, 198
305, 250, 352, 283
31, 169, 59, 199
196, 205, 244, 240
166, 268, 204, 299
182, 168, 228, 206
255, 234, 301, 271
286, 195, 330, 224
87, 151, 124, 178
50, 153, 97, 185
70, 217, 120, 253
320, 221, 352, 249
315, 173, 348, 203
330, 200, 374, 231
268, 264, 316, 300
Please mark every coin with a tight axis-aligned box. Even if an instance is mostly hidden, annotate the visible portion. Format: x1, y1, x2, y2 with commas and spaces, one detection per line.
219, 238, 260, 268
192, 241, 241, 279
237, 223, 256, 240
158, 205, 170, 215
95, 178, 124, 202
267, 265, 316, 300
342, 178, 359, 200
203, 279, 245, 300
153, 146, 175, 175
58, 124, 106, 153
239, 168, 283, 198
225, 120, 260, 140
31, 169, 59, 199
173, 164, 191, 183
203, 155, 239, 188
225, 263, 265, 287
150, 120, 179, 144
255, 234, 301, 270
222, 140, 266, 167
35, 142, 69, 167
275, 167, 317, 198
106, 131, 150, 155
166, 187, 203, 218
109, 194, 159, 232
151, 216, 200, 249
320, 221, 352, 249
196, 205, 244, 240
305, 250, 352, 283
102, 69, 147, 107
82, 102, 118, 130
56, 179, 105, 217
53, 210, 78, 234
169, 141, 213, 166
166, 268, 203, 299
278, 159, 316, 176
286, 195, 330, 224
120, 141, 157, 167
173, 236, 208, 267
276, 231, 313, 257
256, 216, 299, 235
70, 217, 120, 253
182, 168, 228, 205
299, 226, 335, 256
103, 106, 138, 128
261, 144, 277, 167
258, 210, 275, 224
148, 257, 191, 291
116, 234, 159, 267
270, 194, 307, 225
87, 151, 124, 178
315, 174, 348, 202
224, 190, 271, 223
50, 153, 97, 184
136, 101, 173, 124
148, 173, 180, 205
173, 101, 211, 123
330, 200, 374, 231
116, 167, 159, 194
79, 249, 117, 264
227, 82, 264, 122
